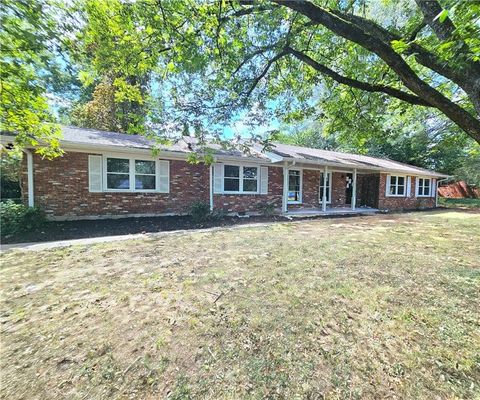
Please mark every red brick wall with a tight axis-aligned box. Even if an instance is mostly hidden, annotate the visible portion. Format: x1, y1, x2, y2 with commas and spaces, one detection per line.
356, 174, 380, 208
378, 174, 435, 210
288, 169, 320, 210
331, 172, 347, 206
21, 151, 286, 218
213, 166, 283, 213
21, 152, 437, 218
22, 152, 210, 218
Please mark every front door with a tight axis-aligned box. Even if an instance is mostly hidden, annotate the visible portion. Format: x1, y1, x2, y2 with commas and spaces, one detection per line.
345, 173, 353, 205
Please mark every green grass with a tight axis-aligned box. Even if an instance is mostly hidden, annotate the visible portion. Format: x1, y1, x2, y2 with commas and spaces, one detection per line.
1, 210, 479, 399
439, 197, 480, 208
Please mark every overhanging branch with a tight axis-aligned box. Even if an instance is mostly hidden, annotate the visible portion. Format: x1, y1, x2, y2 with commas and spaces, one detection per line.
244, 50, 288, 97
286, 47, 431, 106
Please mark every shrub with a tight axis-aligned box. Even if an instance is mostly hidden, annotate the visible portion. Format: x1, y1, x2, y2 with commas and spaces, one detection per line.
189, 201, 211, 223
257, 201, 277, 216
0, 200, 46, 237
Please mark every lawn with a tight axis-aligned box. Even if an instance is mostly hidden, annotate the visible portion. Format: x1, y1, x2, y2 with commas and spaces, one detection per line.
439, 197, 480, 209
1, 210, 479, 399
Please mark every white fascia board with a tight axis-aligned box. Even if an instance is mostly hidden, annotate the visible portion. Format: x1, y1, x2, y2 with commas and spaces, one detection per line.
277, 156, 373, 171
0, 135, 16, 146
380, 170, 449, 179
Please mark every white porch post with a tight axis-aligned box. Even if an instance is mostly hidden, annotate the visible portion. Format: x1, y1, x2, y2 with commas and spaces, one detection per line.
351, 168, 357, 210
282, 166, 289, 213
26, 150, 34, 207
322, 165, 328, 212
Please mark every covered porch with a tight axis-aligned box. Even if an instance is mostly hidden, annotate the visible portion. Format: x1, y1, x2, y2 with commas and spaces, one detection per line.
280, 162, 381, 214
283, 206, 379, 218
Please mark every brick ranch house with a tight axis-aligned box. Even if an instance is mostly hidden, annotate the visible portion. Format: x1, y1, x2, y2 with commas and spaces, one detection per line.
3, 126, 448, 220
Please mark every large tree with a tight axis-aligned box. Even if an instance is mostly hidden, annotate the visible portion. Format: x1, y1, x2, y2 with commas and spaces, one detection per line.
149, 0, 479, 143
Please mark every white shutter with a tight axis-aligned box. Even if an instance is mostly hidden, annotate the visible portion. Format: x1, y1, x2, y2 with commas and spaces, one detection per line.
260, 166, 269, 194
415, 177, 419, 197
385, 175, 391, 196
406, 176, 411, 197
158, 160, 170, 193
213, 163, 223, 193
88, 155, 103, 192
431, 178, 436, 197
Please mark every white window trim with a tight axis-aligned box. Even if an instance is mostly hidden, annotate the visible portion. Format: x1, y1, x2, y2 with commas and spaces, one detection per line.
103, 154, 162, 193
222, 163, 260, 195
386, 174, 407, 197
416, 177, 432, 197
288, 168, 303, 204
319, 171, 332, 204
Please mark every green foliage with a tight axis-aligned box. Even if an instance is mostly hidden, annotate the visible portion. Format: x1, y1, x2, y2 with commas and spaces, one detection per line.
0, 153, 21, 200
0, 200, 46, 237
439, 198, 480, 208
189, 201, 211, 223
257, 202, 276, 216
65, 0, 169, 134
0, 0, 62, 158
454, 144, 480, 186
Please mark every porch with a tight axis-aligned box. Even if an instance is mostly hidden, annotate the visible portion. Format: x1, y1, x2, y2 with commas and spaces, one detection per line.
281, 163, 381, 214
283, 206, 379, 218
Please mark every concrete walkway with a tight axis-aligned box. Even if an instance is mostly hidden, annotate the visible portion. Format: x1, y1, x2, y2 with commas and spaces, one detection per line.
0, 222, 278, 252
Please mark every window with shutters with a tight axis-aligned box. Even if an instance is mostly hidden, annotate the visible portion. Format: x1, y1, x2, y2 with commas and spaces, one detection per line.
223, 165, 258, 194
416, 178, 432, 197
100, 156, 168, 192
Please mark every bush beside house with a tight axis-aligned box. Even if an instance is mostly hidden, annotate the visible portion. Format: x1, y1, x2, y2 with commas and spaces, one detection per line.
0, 200, 45, 237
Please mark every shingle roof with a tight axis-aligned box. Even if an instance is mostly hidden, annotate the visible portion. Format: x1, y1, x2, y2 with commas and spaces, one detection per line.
60, 126, 270, 160
268, 142, 446, 177
38, 126, 447, 177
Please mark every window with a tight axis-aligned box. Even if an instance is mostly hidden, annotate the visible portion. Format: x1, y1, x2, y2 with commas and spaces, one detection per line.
388, 175, 406, 196
243, 167, 258, 192
135, 160, 156, 190
288, 169, 301, 203
107, 158, 130, 190
105, 157, 159, 191
224, 165, 240, 191
417, 178, 431, 197
319, 172, 331, 203
223, 165, 258, 193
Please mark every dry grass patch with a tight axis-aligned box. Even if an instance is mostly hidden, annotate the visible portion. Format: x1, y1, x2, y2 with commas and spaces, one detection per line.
1, 210, 479, 399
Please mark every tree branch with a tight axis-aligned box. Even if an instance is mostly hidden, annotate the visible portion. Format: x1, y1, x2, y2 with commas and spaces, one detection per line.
413, 0, 456, 42
244, 50, 288, 97
305, 6, 476, 98
286, 47, 431, 106
273, 0, 480, 142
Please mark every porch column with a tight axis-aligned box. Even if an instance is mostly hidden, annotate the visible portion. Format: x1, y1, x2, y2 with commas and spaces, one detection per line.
282, 166, 288, 213
322, 165, 328, 212
351, 168, 357, 210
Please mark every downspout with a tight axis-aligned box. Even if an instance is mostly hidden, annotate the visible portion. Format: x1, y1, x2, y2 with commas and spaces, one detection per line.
23, 149, 34, 207
209, 164, 214, 212
435, 176, 452, 207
